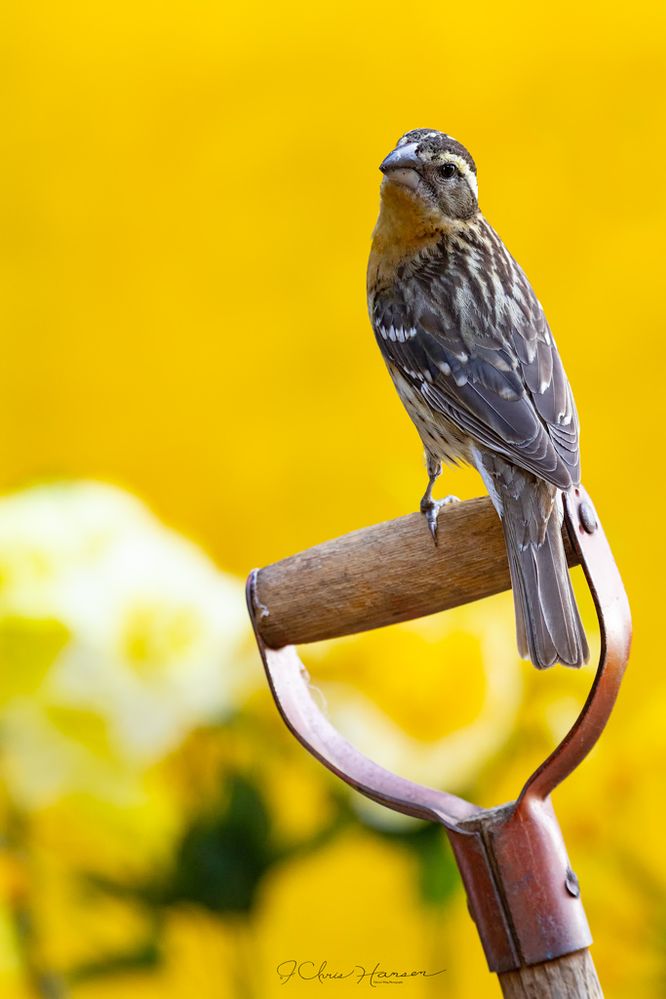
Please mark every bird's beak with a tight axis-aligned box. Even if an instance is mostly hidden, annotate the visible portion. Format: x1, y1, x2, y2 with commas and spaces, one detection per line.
379, 143, 420, 173
379, 142, 421, 191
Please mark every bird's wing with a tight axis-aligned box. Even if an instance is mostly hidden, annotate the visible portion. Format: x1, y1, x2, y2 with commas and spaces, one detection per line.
371, 250, 580, 488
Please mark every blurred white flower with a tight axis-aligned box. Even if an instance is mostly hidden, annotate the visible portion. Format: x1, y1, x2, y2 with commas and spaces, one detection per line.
0, 481, 259, 806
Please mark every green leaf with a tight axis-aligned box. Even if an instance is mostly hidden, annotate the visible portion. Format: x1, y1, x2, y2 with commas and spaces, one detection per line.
158, 774, 275, 915
69, 939, 161, 983
368, 819, 460, 908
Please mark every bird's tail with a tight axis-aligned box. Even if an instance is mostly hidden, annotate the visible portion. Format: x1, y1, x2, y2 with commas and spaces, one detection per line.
502, 494, 589, 669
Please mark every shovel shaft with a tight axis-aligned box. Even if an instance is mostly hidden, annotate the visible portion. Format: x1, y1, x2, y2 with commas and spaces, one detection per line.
499, 949, 602, 998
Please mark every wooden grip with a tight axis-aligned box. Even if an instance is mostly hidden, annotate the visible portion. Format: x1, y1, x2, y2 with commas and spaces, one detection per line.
251, 496, 580, 648
498, 949, 603, 997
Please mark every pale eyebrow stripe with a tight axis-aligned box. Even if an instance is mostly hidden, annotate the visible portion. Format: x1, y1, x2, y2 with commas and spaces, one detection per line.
439, 152, 478, 199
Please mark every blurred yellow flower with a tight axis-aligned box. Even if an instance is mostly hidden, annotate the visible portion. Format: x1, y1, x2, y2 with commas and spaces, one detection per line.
304, 598, 524, 825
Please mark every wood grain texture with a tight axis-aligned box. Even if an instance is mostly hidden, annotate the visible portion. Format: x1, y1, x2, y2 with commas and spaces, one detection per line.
498, 949, 603, 998
252, 496, 579, 647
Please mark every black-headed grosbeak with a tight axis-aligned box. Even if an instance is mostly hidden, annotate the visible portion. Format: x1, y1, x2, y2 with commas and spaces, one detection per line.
367, 129, 588, 669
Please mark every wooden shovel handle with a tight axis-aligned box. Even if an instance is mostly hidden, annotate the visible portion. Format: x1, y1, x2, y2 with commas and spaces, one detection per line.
499, 948, 602, 997
251, 496, 579, 648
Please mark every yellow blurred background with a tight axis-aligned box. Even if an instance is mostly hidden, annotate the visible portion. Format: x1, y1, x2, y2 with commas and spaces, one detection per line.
1, 1, 665, 996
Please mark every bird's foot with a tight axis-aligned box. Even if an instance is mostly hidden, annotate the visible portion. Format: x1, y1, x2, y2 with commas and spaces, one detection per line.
420, 495, 460, 544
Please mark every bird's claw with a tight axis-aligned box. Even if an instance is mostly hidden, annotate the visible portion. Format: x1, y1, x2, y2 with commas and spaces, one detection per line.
420, 495, 460, 545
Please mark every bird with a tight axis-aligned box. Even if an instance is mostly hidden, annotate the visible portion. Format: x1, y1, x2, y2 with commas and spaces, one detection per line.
367, 128, 588, 669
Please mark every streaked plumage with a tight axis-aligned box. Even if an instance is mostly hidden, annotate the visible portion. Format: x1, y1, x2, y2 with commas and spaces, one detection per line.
367, 129, 588, 669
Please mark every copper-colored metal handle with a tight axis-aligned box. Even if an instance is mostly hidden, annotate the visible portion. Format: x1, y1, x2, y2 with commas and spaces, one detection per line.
248, 641, 480, 827
248, 485, 630, 819
517, 486, 632, 804
247, 483, 631, 978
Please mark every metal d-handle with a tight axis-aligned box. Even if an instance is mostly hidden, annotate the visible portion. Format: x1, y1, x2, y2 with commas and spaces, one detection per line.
246, 485, 631, 980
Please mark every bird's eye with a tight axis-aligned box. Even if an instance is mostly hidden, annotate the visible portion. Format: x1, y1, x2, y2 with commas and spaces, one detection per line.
438, 163, 457, 179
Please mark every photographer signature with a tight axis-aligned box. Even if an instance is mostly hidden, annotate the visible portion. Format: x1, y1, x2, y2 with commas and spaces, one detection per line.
277, 959, 446, 987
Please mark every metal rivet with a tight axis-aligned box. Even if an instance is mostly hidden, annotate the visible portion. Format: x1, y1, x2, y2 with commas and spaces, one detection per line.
565, 867, 580, 897
579, 501, 598, 534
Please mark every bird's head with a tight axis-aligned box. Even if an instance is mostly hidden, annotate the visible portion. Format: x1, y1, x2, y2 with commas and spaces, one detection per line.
379, 129, 478, 223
